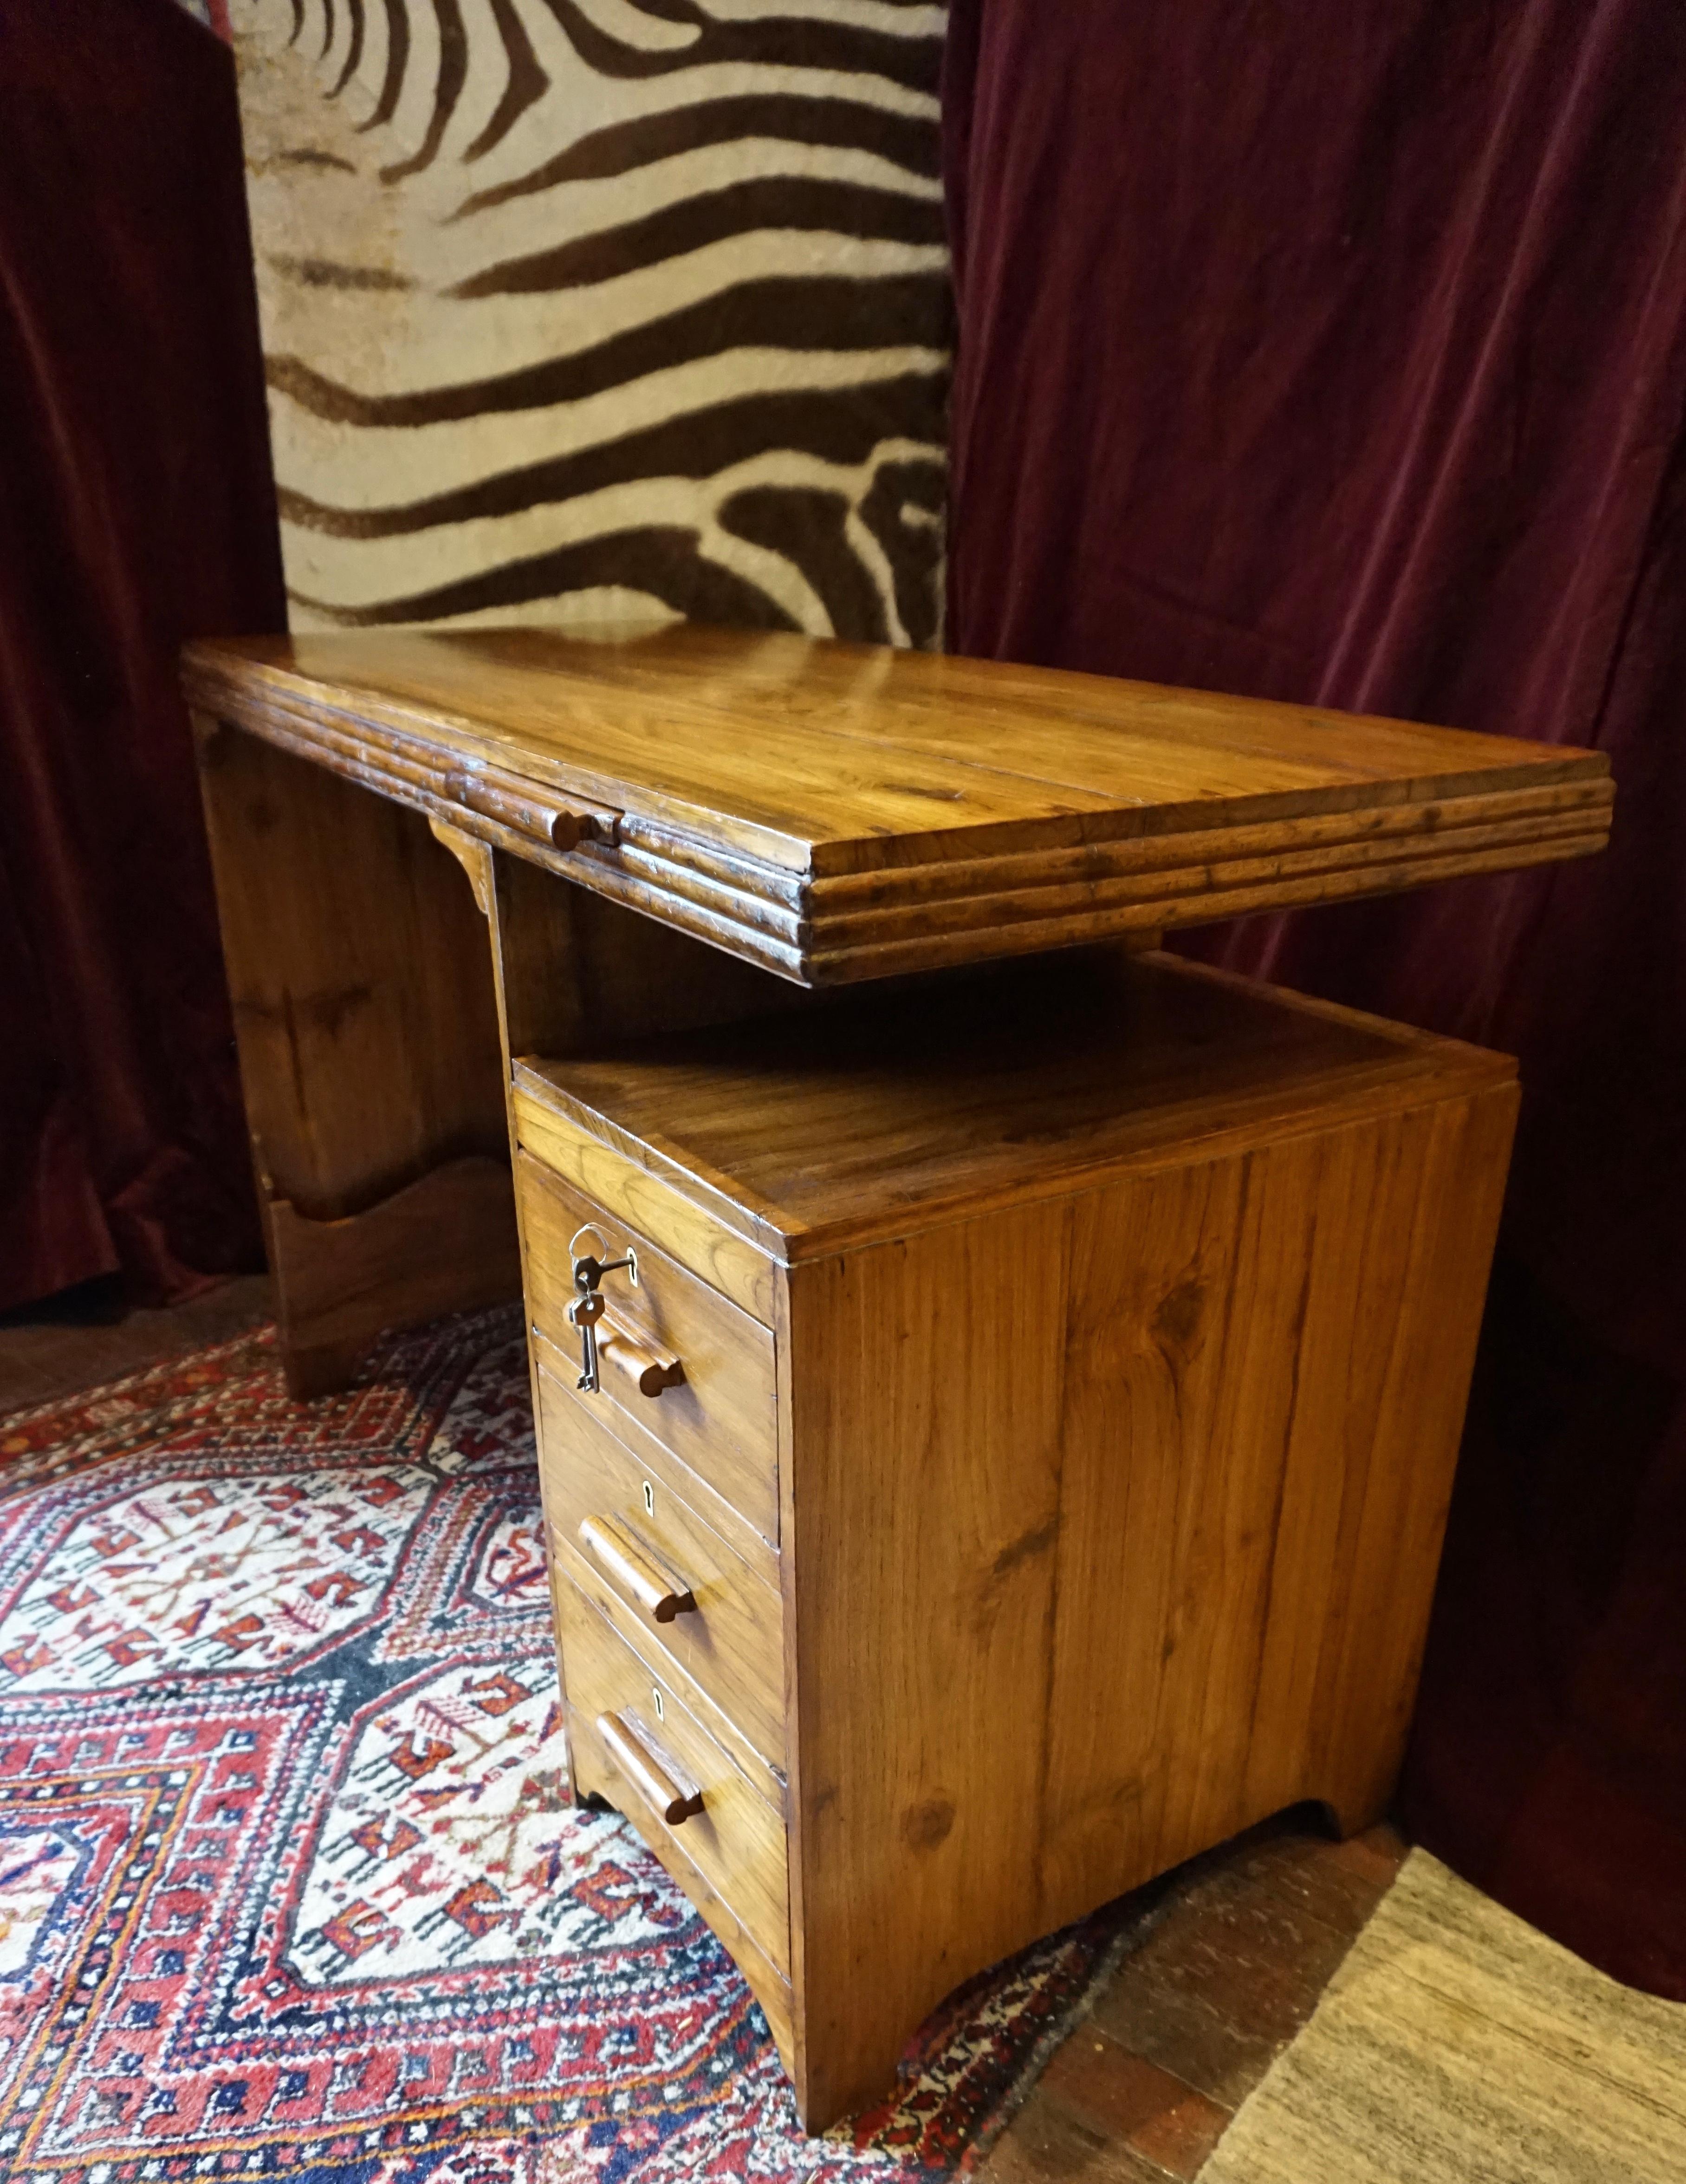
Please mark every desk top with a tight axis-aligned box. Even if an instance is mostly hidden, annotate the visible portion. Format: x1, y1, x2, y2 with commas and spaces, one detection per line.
183, 623, 1611, 986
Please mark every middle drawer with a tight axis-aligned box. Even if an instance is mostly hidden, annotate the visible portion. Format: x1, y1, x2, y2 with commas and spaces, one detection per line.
535, 1354, 786, 1773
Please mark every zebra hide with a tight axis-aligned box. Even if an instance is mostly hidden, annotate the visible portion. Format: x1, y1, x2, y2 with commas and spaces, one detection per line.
231, 0, 952, 647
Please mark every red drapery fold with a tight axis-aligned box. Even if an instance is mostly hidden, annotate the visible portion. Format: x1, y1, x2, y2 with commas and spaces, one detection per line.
944, 0, 1686, 1997
0, 0, 285, 1315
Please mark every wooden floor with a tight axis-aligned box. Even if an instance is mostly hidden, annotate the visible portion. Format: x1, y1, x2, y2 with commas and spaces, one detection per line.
0, 1273, 276, 1415
0, 1281, 1405, 2175
982, 1816, 1406, 2179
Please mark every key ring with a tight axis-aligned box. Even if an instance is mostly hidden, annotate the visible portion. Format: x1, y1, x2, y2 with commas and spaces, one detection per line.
568, 1223, 639, 1288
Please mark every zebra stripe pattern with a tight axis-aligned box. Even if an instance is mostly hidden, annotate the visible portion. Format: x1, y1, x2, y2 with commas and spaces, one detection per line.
233, 0, 952, 645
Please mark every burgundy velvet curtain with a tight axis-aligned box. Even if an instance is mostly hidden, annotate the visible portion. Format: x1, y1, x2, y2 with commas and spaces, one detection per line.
944, 0, 1686, 1996
0, 0, 285, 1315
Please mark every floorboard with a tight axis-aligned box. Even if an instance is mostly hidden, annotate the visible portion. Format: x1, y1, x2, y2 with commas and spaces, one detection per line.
981, 1817, 1407, 2178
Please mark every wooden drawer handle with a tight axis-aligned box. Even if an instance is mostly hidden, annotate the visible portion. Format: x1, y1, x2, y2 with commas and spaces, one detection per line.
596, 1710, 704, 1826
442, 766, 615, 852
578, 1514, 697, 1624
598, 1317, 685, 1400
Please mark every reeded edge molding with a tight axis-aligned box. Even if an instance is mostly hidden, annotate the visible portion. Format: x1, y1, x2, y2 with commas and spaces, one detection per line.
808, 825, 1610, 985
182, 651, 1613, 991
185, 668, 814, 982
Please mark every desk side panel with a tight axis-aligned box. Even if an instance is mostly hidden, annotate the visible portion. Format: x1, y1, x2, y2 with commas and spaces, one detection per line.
780, 1072, 1516, 2129
193, 717, 518, 1390
781, 1207, 1073, 2128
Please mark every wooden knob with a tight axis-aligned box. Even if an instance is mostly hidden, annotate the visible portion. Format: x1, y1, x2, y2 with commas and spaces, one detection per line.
596, 1710, 704, 1826
598, 1319, 685, 1399
578, 1514, 696, 1624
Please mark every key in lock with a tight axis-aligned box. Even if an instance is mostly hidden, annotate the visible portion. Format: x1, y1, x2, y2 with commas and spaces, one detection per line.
567, 1246, 635, 1393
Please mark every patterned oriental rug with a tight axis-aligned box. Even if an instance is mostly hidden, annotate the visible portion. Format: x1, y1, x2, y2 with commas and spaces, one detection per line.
0, 1309, 1137, 2183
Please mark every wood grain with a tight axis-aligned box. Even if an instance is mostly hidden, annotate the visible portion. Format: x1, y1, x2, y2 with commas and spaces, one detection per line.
1298, 1086, 1519, 1832
513, 1091, 780, 1321
182, 624, 1612, 986
193, 717, 519, 1390
575, 1743, 797, 2072
535, 1356, 786, 1770
804, 827, 1604, 985
781, 1206, 1073, 2125
779, 1073, 1516, 2126
194, 716, 512, 1218
517, 1152, 780, 1544
264, 1156, 522, 1399
577, 1515, 696, 1623
597, 1317, 685, 1399
806, 776, 1612, 908
558, 1568, 791, 1977
427, 815, 493, 916
561, 1573, 796, 2070
489, 845, 800, 1065
529, 1326, 778, 1592
595, 1712, 705, 1824
516, 949, 1513, 1264
560, 1523, 784, 1815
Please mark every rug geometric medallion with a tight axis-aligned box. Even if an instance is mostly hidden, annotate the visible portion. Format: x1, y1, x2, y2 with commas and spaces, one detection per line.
0, 1309, 1135, 2183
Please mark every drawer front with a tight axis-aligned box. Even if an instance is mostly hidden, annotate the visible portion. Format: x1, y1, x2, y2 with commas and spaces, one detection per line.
515, 1086, 777, 1327
535, 1358, 786, 1771
558, 1573, 790, 1980
530, 1329, 778, 1593
517, 1151, 779, 1544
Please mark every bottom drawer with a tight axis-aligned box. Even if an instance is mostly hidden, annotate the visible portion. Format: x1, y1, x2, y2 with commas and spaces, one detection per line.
558, 1571, 791, 1984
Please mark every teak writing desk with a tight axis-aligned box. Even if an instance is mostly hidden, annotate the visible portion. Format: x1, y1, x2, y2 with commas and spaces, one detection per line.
181, 624, 1611, 2130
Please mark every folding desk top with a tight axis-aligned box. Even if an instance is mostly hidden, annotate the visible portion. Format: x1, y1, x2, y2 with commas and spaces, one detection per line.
183, 623, 1611, 986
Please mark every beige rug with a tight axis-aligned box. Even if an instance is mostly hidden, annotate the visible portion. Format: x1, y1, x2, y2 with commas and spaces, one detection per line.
1200, 1848, 1686, 2184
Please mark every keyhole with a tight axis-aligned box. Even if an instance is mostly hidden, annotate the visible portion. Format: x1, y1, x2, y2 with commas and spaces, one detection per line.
642, 1480, 655, 1518
652, 1686, 664, 1722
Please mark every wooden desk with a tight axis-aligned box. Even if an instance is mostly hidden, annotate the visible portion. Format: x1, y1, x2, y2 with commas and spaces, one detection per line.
182, 624, 1610, 2129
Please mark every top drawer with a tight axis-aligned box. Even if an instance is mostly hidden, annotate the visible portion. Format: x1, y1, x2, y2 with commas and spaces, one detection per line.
514, 1086, 776, 1326
515, 1151, 780, 1545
